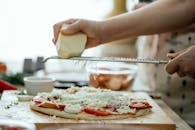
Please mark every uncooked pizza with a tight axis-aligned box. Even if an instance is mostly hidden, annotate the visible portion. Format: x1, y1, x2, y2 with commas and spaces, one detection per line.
30, 87, 152, 120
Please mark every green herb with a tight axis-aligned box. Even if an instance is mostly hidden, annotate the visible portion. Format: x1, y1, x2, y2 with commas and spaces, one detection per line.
0, 72, 30, 86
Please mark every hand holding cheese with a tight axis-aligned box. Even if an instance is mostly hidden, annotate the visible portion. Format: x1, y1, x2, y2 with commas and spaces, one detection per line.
56, 24, 87, 58
53, 19, 103, 49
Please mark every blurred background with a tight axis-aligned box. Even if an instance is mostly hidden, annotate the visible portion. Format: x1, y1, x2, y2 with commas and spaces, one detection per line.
1, 1, 194, 128
0, 0, 138, 73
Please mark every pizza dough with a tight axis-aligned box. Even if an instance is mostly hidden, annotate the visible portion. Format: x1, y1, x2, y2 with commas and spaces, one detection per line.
56, 24, 87, 58
30, 87, 152, 120
30, 102, 151, 120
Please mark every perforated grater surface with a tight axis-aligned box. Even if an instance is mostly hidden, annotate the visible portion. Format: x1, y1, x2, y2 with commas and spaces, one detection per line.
43, 56, 169, 64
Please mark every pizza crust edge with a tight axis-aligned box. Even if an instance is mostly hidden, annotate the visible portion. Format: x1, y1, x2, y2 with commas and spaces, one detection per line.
30, 101, 151, 120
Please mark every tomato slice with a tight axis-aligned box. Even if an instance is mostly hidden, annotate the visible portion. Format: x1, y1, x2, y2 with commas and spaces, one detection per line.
104, 106, 117, 112
34, 100, 42, 105
33, 100, 65, 111
84, 108, 111, 116
130, 102, 152, 109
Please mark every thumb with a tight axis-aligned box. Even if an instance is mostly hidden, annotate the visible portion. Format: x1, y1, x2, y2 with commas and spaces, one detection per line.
167, 53, 179, 59
165, 59, 179, 75
61, 22, 81, 35
167, 48, 187, 59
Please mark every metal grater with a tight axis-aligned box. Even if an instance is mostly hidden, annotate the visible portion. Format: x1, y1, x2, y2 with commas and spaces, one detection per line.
43, 56, 169, 64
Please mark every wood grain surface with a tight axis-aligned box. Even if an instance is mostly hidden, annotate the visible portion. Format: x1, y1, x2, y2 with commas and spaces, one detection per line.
0, 90, 176, 130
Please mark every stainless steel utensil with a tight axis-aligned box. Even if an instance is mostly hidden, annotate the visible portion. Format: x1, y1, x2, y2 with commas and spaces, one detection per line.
43, 56, 169, 64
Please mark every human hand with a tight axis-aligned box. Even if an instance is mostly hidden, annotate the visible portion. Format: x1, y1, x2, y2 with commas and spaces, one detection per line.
133, 2, 148, 10
165, 46, 195, 78
53, 19, 104, 48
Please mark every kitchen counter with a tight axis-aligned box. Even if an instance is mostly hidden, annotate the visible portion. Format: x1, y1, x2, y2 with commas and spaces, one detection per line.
0, 70, 193, 130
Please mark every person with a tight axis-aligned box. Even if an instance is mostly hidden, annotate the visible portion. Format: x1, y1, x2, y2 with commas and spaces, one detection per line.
53, 0, 195, 78
53, 0, 195, 127
166, 45, 195, 78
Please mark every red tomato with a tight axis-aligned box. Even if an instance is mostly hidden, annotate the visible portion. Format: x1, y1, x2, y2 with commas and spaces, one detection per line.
104, 106, 117, 112
34, 100, 42, 105
84, 108, 111, 116
34, 100, 65, 111
0, 62, 7, 73
130, 102, 152, 109
0, 80, 17, 92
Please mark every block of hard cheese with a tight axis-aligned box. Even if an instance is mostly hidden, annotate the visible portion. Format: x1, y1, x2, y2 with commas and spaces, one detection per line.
56, 25, 87, 58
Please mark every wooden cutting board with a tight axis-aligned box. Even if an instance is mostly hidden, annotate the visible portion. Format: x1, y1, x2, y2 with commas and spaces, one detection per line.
0, 90, 176, 130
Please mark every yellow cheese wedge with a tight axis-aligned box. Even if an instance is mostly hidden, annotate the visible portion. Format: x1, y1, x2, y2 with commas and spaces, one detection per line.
56, 24, 87, 58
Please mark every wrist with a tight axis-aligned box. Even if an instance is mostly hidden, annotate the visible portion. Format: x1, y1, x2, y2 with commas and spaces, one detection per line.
99, 20, 120, 43
98, 21, 110, 44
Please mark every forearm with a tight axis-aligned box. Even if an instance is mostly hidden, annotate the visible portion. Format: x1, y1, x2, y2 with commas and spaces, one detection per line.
101, 0, 195, 42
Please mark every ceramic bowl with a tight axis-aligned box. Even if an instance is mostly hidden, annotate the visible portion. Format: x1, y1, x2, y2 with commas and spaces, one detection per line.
24, 76, 54, 95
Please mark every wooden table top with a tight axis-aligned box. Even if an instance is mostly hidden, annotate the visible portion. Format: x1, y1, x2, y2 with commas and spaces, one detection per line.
0, 90, 192, 130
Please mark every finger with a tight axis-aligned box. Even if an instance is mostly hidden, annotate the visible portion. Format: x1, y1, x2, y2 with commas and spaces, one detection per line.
133, 3, 148, 10
64, 18, 78, 24
167, 53, 179, 59
53, 19, 80, 43
61, 21, 81, 35
165, 60, 179, 75
167, 48, 187, 59
85, 38, 100, 49
184, 69, 195, 78
53, 22, 65, 43
177, 70, 186, 77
